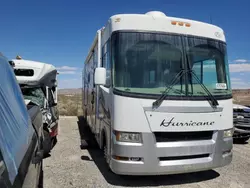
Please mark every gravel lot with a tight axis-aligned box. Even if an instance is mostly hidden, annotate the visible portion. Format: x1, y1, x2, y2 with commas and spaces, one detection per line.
43, 116, 250, 188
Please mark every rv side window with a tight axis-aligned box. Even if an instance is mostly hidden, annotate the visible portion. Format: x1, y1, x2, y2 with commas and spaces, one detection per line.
14, 69, 34, 76
102, 40, 111, 87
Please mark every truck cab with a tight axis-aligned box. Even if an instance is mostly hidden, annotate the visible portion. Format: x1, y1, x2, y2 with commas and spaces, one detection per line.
12, 56, 59, 155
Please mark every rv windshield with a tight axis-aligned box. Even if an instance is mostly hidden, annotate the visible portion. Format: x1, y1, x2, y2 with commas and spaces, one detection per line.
21, 87, 45, 107
112, 32, 232, 98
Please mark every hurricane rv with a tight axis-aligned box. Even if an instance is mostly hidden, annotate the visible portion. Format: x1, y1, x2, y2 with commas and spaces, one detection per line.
82, 11, 233, 175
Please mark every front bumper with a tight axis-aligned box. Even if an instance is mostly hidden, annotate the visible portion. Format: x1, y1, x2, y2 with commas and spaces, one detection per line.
110, 130, 232, 175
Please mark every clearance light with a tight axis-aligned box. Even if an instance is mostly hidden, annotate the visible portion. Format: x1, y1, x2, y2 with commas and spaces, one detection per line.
171, 21, 177, 25
178, 22, 184, 26
171, 20, 191, 27
113, 156, 129, 161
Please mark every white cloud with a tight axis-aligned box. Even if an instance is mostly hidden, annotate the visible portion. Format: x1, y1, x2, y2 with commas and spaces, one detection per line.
231, 76, 250, 89
58, 71, 77, 75
231, 81, 246, 85
56, 66, 78, 71
231, 77, 242, 81
229, 63, 250, 73
231, 81, 250, 89
233, 59, 250, 63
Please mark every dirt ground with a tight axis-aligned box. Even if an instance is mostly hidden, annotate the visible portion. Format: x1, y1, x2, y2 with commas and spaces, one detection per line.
43, 117, 250, 188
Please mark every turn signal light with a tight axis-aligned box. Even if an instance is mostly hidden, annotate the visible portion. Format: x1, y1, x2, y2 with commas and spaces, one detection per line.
113, 155, 142, 161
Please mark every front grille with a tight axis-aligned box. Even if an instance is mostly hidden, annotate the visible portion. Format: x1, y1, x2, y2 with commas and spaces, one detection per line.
154, 131, 213, 142
234, 110, 250, 127
159, 154, 209, 161
234, 119, 250, 124
237, 126, 250, 131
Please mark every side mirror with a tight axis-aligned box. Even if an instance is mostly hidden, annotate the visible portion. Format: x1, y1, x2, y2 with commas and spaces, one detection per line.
94, 67, 106, 86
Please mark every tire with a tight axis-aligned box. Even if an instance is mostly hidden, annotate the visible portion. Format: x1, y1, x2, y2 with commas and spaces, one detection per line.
102, 135, 112, 172
38, 162, 43, 188
43, 130, 52, 155
84, 109, 87, 119
51, 136, 58, 149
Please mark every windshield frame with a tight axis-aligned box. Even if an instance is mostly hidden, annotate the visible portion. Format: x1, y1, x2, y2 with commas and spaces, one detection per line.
110, 30, 232, 101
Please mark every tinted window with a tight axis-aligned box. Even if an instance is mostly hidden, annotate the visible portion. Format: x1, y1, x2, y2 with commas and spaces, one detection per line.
14, 69, 34, 76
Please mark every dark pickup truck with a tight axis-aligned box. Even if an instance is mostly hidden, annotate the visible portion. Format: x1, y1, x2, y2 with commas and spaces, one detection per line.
0, 54, 44, 188
233, 104, 250, 143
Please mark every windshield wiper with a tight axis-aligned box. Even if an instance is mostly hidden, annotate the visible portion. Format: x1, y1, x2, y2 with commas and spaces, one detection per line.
190, 71, 219, 108
152, 69, 185, 110
152, 65, 219, 110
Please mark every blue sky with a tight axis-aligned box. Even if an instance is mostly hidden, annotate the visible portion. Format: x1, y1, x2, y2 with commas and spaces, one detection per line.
1, 0, 249, 89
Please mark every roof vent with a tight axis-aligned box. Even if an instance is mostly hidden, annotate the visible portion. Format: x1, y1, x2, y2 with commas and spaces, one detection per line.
145, 11, 166, 17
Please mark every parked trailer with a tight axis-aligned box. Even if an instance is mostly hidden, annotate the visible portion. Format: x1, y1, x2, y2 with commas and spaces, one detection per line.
12, 57, 59, 155
82, 11, 233, 175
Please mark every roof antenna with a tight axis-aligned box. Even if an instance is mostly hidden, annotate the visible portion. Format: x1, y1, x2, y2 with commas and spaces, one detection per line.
210, 15, 213, 24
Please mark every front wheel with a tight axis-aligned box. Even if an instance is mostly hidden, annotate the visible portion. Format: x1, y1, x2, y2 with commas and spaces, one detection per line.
103, 139, 112, 172
43, 130, 52, 155
38, 161, 43, 188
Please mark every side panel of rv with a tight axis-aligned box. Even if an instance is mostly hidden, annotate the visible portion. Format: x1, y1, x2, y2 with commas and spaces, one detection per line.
83, 29, 112, 152
83, 41, 100, 134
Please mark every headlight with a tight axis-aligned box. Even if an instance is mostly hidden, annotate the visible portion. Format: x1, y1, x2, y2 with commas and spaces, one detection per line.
115, 131, 142, 143
224, 128, 234, 138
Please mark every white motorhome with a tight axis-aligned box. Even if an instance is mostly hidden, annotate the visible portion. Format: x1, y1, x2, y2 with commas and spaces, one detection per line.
82, 11, 233, 175
12, 57, 59, 154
